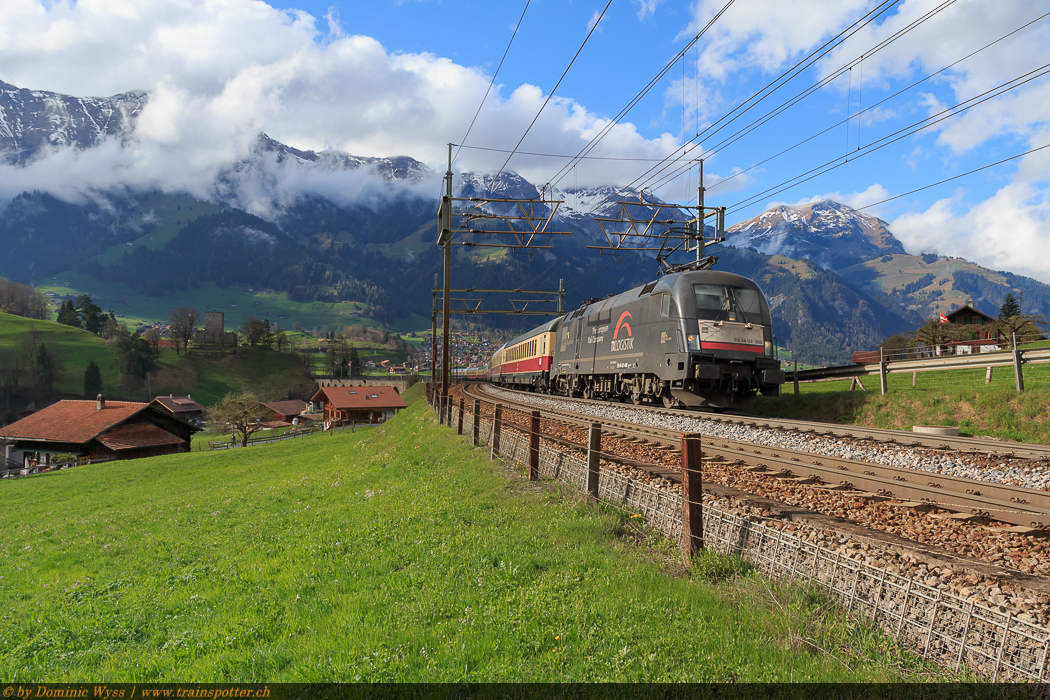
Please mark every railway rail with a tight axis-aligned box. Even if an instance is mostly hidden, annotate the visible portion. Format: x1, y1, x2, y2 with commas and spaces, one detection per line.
462, 384, 1050, 531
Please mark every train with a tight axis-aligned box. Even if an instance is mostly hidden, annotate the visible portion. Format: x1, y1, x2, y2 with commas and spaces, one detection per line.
468, 269, 785, 410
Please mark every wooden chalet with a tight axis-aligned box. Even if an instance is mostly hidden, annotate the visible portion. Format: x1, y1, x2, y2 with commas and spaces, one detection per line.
261, 399, 309, 423
310, 386, 407, 426
945, 302, 998, 343
0, 396, 198, 470
150, 395, 206, 424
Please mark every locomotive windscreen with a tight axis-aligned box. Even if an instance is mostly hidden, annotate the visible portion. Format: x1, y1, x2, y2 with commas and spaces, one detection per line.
693, 284, 767, 324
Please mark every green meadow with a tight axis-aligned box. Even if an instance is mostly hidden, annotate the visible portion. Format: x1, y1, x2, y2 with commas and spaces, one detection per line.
0, 312, 313, 406
759, 360, 1050, 443
0, 387, 950, 682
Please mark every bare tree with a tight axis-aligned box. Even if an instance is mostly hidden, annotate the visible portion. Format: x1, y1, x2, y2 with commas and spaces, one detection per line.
143, 327, 162, 357
169, 307, 199, 356
207, 391, 269, 447
240, 316, 265, 347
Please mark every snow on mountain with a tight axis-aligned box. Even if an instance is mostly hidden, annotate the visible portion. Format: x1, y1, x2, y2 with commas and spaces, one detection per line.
0, 80, 146, 165
724, 200, 905, 270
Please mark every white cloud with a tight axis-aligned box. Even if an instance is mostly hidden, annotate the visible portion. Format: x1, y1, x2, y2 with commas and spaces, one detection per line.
890, 142, 1050, 281
0, 0, 692, 211
636, 0, 661, 20
684, 0, 874, 81
783, 183, 893, 213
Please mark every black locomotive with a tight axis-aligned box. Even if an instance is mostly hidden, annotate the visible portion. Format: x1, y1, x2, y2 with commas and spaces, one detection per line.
487, 269, 785, 410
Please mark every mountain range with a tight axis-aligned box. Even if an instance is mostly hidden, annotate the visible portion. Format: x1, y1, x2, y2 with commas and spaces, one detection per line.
2, 78, 1048, 365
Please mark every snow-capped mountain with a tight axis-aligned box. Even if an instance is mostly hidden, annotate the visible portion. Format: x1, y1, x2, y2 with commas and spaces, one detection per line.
725, 200, 905, 270
251, 133, 430, 183
0, 80, 147, 165
455, 172, 691, 245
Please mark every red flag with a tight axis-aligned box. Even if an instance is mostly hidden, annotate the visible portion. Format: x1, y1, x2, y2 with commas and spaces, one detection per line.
939, 313, 949, 323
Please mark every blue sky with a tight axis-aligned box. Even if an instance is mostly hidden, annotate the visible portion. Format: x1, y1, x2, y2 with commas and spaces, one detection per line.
2, 0, 1050, 281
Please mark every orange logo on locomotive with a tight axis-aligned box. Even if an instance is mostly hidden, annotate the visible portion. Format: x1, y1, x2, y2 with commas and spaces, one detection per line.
613, 311, 632, 339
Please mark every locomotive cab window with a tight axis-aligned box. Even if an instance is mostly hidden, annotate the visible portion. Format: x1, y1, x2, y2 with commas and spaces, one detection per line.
659, 293, 677, 318
693, 284, 766, 324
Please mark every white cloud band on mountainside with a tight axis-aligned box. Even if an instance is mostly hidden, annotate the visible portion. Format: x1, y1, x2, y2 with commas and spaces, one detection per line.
0, 0, 693, 209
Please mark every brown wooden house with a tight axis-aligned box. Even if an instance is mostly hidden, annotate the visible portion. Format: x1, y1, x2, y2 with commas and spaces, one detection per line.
0, 396, 198, 470
261, 399, 309, 423
310, 386, 407, 426
150, 395, 206, 424
945, 302, 997, 343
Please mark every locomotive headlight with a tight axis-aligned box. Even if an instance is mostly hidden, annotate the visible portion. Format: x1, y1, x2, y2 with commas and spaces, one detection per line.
764, 340, 772, 356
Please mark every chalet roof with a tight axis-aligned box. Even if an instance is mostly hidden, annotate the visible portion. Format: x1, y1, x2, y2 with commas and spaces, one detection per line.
261, 399, 308, 416
0, 400, 150, 444
151, 395, 205, 414
310, 386, 408, 411
946, 304, 995, 322
96, 422, 185, 451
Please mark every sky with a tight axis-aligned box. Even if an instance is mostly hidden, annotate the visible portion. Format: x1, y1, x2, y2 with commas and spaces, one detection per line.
1, 0, 1049, 282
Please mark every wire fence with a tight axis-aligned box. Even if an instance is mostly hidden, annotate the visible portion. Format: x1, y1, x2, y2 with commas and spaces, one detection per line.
441, 392, 1050, 682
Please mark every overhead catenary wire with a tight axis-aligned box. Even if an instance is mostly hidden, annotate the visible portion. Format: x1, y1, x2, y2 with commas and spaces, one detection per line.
639, 0, 960, 196
619, 0, 902, 197
544, 0, 737, 189
704, 8, 1050, 195
452, 0, 532, 167
490, 0, 613, 186
722, 61, 1050, 215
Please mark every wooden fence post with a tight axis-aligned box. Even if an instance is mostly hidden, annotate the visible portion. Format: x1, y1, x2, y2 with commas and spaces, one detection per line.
681, 433, 704, 562
445, 393, 452, 426
491, 403, 502, 459
586, 422, 601, 499
1013, 333, 1025, 393
472, 399, 480, 447
793, 358, 799, 395
457, 398, 465, 435
529, 410, 540, 481
879, 347, 888, 395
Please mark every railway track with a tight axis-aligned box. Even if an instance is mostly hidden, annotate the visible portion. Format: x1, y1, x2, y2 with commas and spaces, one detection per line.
498, 387, 1050, 460
461, 384, 1050, 532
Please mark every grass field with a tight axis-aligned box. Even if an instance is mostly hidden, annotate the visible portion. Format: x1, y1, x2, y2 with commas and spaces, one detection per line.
0, 311, 120, 397
0, 386, 950, 682
759, 360, 1050, 443
91, 195, 223, 265
0, 313, 315, 407
37, 273, 383, 333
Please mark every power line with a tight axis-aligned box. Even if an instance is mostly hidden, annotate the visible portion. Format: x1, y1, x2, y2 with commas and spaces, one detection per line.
545, 0, 736, 188
491, 0, 613, 185
704, 8, 1050, 195
723, 61, 1050, 215
853, 142, 1050, 213
734, 141, 1050, 247
453, 0, 532, 167
453, 143, 703, 163
620, 0, 902, 196
642, 0, 958, 195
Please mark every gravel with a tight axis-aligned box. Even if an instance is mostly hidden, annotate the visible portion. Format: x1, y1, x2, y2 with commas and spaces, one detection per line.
484, 387, 1050, 492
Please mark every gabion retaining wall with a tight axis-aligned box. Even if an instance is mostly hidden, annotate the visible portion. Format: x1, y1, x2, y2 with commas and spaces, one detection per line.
448, 400, 1050, 681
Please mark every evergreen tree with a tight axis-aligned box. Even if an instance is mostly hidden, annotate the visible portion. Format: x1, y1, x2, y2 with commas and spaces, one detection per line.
84, 360, 103, 398
35, 343, 59, 392
77, 294, 106, 334
56, 299, 81, 327
999, 292, 1021, 320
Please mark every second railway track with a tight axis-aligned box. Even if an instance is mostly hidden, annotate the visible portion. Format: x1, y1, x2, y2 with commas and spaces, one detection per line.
458, 383, 1050, 584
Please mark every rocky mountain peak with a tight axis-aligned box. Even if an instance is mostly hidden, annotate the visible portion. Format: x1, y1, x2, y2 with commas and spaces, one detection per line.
725, 199, 905, 271
0, 79, 147, 165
